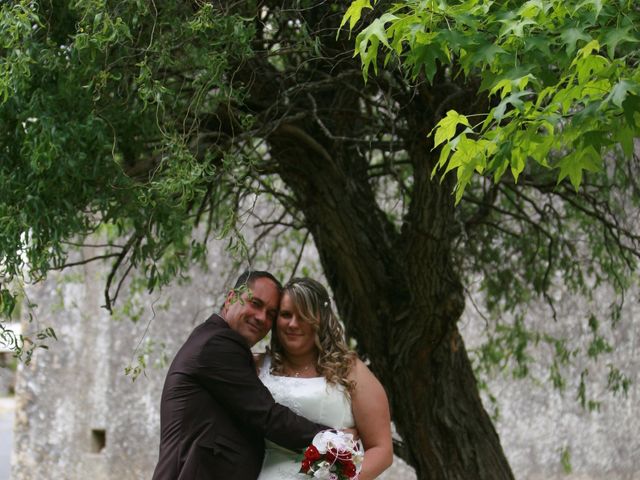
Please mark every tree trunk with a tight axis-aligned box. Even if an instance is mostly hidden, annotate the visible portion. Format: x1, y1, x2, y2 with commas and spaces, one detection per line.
268, 116, 515, 478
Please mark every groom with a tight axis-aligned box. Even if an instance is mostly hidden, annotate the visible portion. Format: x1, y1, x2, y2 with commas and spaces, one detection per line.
152, 270, 327, 480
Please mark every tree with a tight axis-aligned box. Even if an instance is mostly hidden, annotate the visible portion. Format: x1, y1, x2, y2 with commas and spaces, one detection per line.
1, 1, 638, 479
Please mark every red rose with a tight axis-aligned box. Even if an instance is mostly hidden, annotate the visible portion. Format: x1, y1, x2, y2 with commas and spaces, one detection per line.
300, 458, 312, 473
304, 445, 321, 462
341, 460, 357, 478
325, 448, 337, 462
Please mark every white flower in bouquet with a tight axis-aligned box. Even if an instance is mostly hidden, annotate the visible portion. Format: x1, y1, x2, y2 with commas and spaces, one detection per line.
312, 430, 362, 457
311, 461, 333, 479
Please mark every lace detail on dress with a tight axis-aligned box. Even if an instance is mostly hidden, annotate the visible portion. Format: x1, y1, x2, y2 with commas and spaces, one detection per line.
259, 365, 310, 416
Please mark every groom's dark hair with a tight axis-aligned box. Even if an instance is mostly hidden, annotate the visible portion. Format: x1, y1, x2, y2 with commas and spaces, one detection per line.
234, 269, 283, 293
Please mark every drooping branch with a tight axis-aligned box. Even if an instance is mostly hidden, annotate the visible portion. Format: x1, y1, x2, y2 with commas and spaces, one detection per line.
103, 234, 142, 313
288, 229, 310, 280
54, 253, 123, 270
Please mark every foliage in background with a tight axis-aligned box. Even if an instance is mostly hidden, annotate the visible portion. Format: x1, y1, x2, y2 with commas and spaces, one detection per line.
0, 1, 254, 317
345, 0, 640, 201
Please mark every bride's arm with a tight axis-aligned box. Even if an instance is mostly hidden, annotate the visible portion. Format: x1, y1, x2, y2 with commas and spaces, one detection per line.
349, 358, 393, 480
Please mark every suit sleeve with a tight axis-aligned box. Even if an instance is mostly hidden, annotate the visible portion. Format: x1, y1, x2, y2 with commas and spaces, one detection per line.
194, 329, 328, 450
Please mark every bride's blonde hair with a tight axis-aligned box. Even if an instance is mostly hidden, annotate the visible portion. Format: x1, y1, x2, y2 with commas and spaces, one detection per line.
270, 277, 356, 392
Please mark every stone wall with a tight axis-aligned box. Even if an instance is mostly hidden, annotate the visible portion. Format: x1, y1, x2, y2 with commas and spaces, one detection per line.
1, 323, 20, 396
462, 282, 640, 480
11, 240, 640, 480
0, 357, 15, 397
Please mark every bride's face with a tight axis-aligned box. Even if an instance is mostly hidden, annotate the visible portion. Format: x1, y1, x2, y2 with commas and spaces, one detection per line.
276, 292, 317, 357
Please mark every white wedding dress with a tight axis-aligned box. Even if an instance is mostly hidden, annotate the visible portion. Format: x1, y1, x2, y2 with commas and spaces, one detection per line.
257, 355, 355, 480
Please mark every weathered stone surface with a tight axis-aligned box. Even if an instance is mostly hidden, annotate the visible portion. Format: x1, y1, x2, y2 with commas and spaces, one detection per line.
461, 282, 640, 480
0, 365, 13, 397
0, 397, 14, 480
1, 323, 20, 396
10, 240, 640, 480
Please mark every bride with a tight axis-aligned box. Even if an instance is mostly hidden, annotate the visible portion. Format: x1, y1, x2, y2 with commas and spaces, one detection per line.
256, 277, 393, 480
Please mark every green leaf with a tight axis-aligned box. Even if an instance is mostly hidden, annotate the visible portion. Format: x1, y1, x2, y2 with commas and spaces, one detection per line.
431, 110, 471, 149
355, 14, 396, 76
553, 84, 582, 114
439, 29, 477, 51
469, 44, 507, 68
490, 78, 513, 98
606, 80, 637, 108
557, 146, 602, 190
499, 17, 536, 38
560, 28, 591, 55
432, 141, 453, 179
524, 35, 553, 57
576, 39, 601, 59
621, 94, 640, 128
406, 40, 449, 83
518, 0, 546, 19
340, 0, 373, 33
489, 71, 536, 98
617, 126, 634, 157
443, 136, 487, 203
575, 0, 603, 17
602, 26, 639, 59
574, 54, 608, 85
510, 148, 526, 183
493, 157, 509, 183
493, 90, 530, 121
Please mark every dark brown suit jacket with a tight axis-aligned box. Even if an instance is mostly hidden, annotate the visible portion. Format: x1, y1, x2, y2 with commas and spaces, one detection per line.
151, 314, 325, 480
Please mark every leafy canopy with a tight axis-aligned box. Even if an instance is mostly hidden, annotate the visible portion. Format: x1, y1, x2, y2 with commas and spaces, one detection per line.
0, 0, 256, 356
344, 0, 640, 202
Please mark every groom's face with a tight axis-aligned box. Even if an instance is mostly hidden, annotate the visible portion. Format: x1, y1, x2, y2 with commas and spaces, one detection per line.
223, 277, 280, 346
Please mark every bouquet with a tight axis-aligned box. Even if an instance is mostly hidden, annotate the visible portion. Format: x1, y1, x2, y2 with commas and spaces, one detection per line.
299, 430, 364, 479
